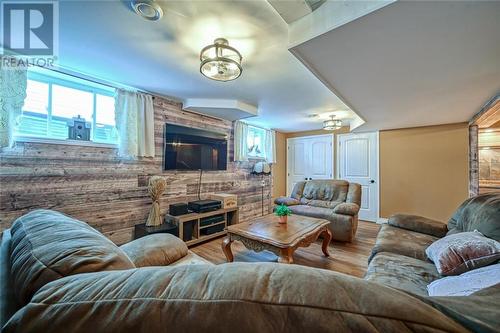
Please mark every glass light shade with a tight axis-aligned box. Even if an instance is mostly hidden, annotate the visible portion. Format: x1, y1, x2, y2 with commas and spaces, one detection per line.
200, 38, 242, 81
131, 0, 163, 21
323, 116, 342, 130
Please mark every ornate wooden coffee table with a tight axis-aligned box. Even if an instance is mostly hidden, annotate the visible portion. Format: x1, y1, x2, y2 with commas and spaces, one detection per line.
222, 214, 332, 264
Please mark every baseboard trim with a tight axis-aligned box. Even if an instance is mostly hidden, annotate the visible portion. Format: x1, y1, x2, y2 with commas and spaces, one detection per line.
376, 218, 388, 224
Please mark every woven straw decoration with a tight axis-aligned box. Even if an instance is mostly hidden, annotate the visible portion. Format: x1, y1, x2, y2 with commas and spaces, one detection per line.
145, 176, 167, 226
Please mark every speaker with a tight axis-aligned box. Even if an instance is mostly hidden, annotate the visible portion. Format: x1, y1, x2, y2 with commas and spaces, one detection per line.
169, 203, 188, 216
67, 116, 91, 141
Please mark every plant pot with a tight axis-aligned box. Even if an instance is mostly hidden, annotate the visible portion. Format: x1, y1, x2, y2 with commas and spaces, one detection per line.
279, 215, 288, 224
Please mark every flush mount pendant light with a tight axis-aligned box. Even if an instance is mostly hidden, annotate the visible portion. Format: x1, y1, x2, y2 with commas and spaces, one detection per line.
200, 38, 243, 82
131, 0, 163, 21
323, 115, 342, 130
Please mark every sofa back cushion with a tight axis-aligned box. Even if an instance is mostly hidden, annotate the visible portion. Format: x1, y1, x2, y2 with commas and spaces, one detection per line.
290, 181, 306, 200
301, 180, 349, 203
9, 210, 135, 304
447, 193, 500, 241
4, 263, 470, 333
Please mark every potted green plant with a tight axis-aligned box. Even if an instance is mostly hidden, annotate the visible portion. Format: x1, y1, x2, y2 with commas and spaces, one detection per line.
275, 204, 292, 224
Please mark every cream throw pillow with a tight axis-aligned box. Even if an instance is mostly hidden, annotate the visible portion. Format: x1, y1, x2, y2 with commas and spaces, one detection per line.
425, 231, 500, 276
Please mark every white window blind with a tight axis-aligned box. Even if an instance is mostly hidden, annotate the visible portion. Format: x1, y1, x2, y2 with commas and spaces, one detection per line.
15, 69, 118, 145
247, 125, 266, 158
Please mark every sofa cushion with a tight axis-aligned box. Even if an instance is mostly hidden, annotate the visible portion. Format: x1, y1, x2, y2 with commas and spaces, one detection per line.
290, 181, 306, 200
425, 231, 500, 276
427, 263, 500, 296
4, 263, 468, 333
0, 230, 19, 329
288, 205, 332, 220
274, 197, 300, 206
447, 193, 500, 241
303, 199, 342, 209
9, 210, 135, 304
302, 180, 349, 202
419, 283, 500, 333
168, 251, 213, 267
388, 214, 448, 238
120, 234, 188, 267
369, 224, 438, 263
365, 252, 440, 295
287, 205, 355, 242
333, 203, 360, 216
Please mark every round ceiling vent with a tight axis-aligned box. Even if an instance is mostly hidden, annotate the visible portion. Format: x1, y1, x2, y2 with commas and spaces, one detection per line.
131, 0, 163, 21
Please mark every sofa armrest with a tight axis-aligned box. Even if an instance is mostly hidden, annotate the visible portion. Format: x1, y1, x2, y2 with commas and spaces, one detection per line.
274, 197, 300, 206
388, 214, 448, 238
120, 234, 188, 267
333, 203, 360, 216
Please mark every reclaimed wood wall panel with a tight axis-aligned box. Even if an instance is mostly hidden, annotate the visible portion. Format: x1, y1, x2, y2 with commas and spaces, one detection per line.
0, 97, 273, 244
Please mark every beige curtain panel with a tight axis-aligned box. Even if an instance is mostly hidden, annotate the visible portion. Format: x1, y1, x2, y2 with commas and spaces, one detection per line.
234, 120, 249, 162
0, 65, 27, 148
264, 129, 276, 163
115, 89, 155, 158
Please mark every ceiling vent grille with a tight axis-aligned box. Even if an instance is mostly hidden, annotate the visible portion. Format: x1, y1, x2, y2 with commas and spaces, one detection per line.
268, 0, 326, 24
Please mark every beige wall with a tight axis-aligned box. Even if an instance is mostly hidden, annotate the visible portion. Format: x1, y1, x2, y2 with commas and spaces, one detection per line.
380, 123, 469, 221
273, 123, 469, 222
272, 131, 287, 199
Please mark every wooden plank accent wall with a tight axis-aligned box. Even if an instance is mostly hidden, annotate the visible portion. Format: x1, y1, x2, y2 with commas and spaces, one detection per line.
0, 97, 273, 244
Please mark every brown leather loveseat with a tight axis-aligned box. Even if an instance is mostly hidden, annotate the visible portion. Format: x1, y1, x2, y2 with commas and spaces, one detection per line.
275, 180, 361, 242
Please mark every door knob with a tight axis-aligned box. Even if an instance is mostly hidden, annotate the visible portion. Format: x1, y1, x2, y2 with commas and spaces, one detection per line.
370, 180, 375, 184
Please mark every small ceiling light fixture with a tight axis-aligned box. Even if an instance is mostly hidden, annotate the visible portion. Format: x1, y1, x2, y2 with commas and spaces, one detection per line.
323, 115, 342, 130
131, 0, 163, 21
200, 38, 242, 82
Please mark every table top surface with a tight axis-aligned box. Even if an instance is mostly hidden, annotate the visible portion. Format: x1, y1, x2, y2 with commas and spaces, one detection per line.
226, 214, 329, 248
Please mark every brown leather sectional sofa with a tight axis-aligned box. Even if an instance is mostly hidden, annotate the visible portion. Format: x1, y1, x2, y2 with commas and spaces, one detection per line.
0, 202, 499, 332
365, 193, 500, 297
275, 180, 361, 242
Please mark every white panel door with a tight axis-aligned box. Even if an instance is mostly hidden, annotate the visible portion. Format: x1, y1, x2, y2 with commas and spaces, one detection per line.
287, 139, 307, 195
307, 136, 333, 179
287, 135, 333, 195
338, 132, 379, 222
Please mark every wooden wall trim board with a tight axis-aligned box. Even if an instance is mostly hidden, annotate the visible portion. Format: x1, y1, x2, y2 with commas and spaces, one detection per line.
0, 97, 273, 244
469, 125, 479, 197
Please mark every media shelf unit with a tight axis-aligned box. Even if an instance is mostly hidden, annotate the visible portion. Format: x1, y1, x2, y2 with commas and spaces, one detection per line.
164, 207, 239, 247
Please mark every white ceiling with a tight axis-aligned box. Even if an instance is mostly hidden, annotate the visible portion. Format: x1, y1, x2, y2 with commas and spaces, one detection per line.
290, 1, 500, 131
55, 0, 359, 132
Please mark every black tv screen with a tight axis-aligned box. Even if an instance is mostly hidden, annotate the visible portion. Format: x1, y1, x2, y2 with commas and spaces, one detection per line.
164, 124, 227, 170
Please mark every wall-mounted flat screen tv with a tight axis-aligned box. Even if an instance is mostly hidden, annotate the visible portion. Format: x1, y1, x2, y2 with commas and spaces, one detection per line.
164, 123, 227, 170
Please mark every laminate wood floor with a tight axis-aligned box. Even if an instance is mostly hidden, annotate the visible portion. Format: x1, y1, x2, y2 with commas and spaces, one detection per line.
190, 220, 380, 278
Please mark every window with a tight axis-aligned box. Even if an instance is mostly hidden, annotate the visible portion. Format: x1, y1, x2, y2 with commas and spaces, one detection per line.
15, 68, 118, 145
247, 125, 266, 158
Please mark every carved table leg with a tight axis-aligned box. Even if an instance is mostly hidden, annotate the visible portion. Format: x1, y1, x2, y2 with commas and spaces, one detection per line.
222, 237, 234, 262
321, 228, 333, 257
278, 248, 294, 264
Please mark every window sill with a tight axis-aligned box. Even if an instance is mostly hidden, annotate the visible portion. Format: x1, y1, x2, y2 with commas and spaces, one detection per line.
248, 156, 266, 161
15, 136, 118, 149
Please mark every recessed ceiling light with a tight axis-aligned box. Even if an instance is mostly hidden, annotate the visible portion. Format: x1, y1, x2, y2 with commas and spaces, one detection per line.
131, 0, 163, 21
